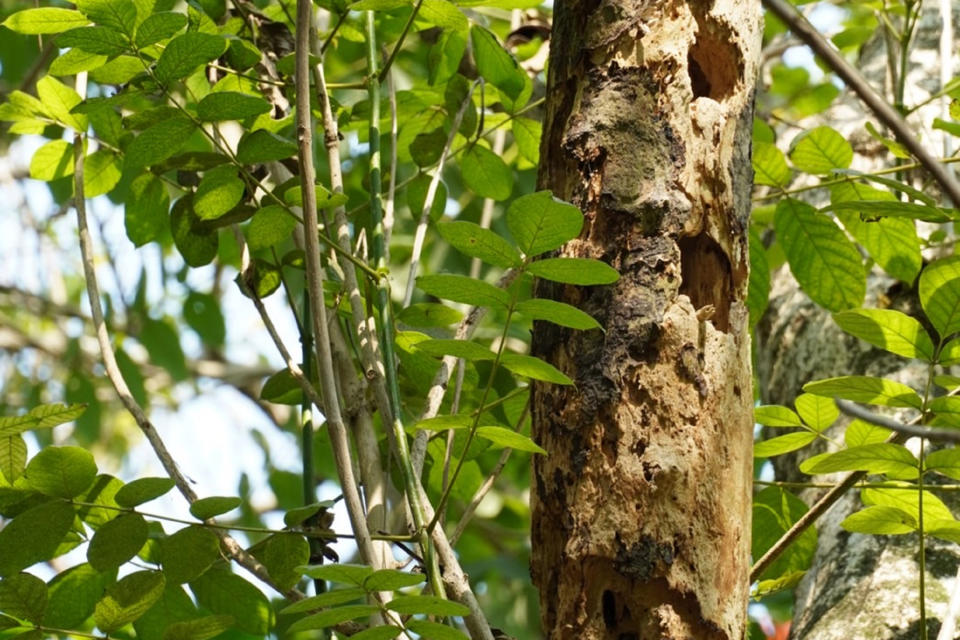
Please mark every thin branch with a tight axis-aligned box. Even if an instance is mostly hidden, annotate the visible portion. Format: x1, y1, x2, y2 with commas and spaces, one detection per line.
762, 0, 960, 206
836, 399, 960, 443
377, 0, 424, 82
71, 74, 298, 601
294, 0, 379, 569
383, 67, 398, 261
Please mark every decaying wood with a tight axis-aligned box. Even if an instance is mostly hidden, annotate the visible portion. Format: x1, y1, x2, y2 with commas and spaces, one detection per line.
531, 1, 761, 637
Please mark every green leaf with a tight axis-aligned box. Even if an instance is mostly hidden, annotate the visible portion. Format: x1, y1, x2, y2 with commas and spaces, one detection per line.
412, 415, 473, 431
416, 274, 511, 308
437, 221, 522, 268
476, 426, 546, 454
260, 533, 310, 591
247, 205, 297, 250
140, 318, 188, 381
919, 256, 960, 339
753, 431, 816, 458
513, 117, 541, 164
74, 0, 136, 34
125, 174, 170, 247
94, 570, 166, 633
753, 405, 803, 427
194, 166, 245, 221
747, 228, 770, 328
774, 198, 864, 311
407, 172, 447, 222
280, 588, 366, 614
527, 258, 619, 285
0, 404, 87, 438
803, 375, 921, 409
501, 353, 572, 385
24, 446, 96, 498
471, 26, 524, 100
162, 615, 234, 640
826, 200, 955, 223
788, 126, 852, 174
925, 449, 960, 481
115, 477, 176, 508
362, 569, 426, 592
126, 116, 197, 170
286, 605, 381, 633
863, 485, 954, 522
36, 76, 86, 131
58, 26, 129, 56
928, 396, 960, 428
0, 435, 27, 484
83, 150, 122, 197
189, 496, 241, 519
161, 526, 220, 584
191, 570, 274, 635
87, 513, 148, 572
295, 563, 373, 585
155, 32, 227, 84
841, 505, 915, 535
43, 564, 112, 629
236, 129, 298, 164
2, 8, 89, 34
806, 443, 918, 477
794, 393, 838, 432
197, 92, 271, 122
460, 145, 513, 201
183, 292, 226, 347
29, 140, 74, 182
752, 142, 791, 187
49, 48, 108, 76
283, 183, 348, 209
506, 191, 583, 256
419, 0, 468, 32
396, 303, 463, 328
133, 585, 197, 640
415, 339, 495, 361
386, 595, 470, 616
76, 475, 124, 528
405, 620, 470, 640
844, 419, 890, 447
135, 12, 187, 47
833, 308, 934, 361
514, 299, 601, 330
348, 627, 404, 640
0, 574, 47, 624
751, 487, 816, 581
170, 195, 218, 267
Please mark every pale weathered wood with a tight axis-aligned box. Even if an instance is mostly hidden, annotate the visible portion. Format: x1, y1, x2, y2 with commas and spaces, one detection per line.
531, 1, 761, 637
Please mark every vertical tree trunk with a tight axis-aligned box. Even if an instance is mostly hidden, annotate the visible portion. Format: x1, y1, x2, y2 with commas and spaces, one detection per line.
530, 1, 761, 638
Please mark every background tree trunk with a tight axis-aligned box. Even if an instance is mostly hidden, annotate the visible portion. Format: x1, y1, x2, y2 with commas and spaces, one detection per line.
530, 1, 762, 637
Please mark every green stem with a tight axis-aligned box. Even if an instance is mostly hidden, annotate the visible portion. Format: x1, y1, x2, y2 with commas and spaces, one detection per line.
364, 8, 446, 600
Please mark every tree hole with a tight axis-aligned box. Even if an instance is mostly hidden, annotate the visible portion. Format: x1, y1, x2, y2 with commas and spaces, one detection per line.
602, 590, 617, 629
678, 233, 732, 332
687, 16, 741, 102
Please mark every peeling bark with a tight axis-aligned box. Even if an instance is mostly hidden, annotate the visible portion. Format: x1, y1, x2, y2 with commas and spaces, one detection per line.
530, 1, 762, 638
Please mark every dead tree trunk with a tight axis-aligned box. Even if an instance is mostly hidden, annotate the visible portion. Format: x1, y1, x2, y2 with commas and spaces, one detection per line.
530, 1, 761, 638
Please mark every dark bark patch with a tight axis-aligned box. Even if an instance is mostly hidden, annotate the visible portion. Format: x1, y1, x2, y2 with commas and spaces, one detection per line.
615, 534, 674, 581
602, 590, 618, 629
